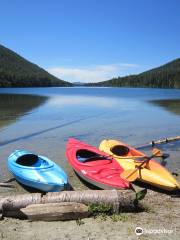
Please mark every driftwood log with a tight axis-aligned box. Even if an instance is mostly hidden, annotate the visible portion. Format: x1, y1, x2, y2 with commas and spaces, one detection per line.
21, 202, 89, 221
0, 193, 42, 218
0, 190, 137, 218
42, 190, 136, 212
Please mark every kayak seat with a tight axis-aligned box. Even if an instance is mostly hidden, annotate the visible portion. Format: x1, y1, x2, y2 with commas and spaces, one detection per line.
110, 145, 130, 156
16, 154, 39, 166
77, 150, 104, 162
76, 150, 112, 166
77, 149, 97, 161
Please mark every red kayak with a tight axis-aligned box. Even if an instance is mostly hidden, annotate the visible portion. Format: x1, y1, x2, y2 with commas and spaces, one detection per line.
66, 138, 130, 189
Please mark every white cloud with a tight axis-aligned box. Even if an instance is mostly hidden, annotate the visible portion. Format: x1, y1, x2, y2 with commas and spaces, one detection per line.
47, 63, 139, 83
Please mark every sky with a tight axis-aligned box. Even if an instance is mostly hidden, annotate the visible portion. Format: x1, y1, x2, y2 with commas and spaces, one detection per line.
0, 0, 180, 83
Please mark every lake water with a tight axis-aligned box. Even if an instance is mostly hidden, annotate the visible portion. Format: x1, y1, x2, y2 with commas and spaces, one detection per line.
0, 87, 180, 188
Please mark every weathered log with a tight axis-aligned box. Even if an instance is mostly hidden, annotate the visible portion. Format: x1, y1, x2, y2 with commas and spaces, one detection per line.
2, 210, 27, 219
0, 198, 7, 213
42, 190, 136, 212
1, 193, 42, 214
1, 190, 139, 218
21, 202, 89, 221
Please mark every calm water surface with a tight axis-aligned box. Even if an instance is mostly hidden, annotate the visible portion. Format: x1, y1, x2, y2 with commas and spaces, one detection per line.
0, 87, 180, 186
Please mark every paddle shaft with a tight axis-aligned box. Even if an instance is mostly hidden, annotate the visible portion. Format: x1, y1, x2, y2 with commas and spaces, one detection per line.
135, 135, 180, 149
123, 152, 160, 180
125, 158, 150, 179
109, 151, 166, 160
105, 140, 163, 160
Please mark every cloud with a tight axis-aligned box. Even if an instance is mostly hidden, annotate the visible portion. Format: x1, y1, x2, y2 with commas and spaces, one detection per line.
47, 63, 139, 83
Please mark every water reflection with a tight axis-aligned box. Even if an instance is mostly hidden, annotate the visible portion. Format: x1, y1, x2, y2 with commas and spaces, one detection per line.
150, 99, 180, 116
48, 95, 119, 108
0, 94, 47, 129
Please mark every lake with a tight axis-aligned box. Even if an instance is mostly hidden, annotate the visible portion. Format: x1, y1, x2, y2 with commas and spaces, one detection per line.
0, 87, 180, 187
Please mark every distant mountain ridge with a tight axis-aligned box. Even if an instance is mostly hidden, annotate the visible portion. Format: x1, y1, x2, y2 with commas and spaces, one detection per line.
1, 44, 179, 89
87, 59, 180, 89
0, 44, 72, 87
73, 82, 86, 86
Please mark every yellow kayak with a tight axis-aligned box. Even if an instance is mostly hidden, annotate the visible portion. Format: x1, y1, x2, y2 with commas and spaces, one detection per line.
99, 139, 180, 191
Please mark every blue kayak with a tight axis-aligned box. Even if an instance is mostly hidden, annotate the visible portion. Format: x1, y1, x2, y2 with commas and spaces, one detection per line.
8, 150, 68, 192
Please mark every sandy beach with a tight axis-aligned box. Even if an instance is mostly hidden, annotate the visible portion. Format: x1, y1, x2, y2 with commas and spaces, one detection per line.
0, 187, 180, 240
0, 142, 180, 240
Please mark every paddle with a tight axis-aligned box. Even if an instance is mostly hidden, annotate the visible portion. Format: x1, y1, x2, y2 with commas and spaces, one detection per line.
110, 150, 169, 160
120, 148, 165, 182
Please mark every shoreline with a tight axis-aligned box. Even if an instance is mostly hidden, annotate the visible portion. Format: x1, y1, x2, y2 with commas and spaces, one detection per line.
0, 142, 179, 239
0, 88, 180, 239
0, 183, 180, 240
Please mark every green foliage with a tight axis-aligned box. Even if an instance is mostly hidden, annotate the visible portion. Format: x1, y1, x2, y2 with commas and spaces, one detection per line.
88, 203, 112, 215
0, 44, 72, 87
133, 189, 147, 207
136, 189, 147, 201
98, 213, 108, 221
88, 203, 129, 222
142, 205, 155, 213
88, 59, 180, 89
110, 214, 128, 222
76, 219, 85, 226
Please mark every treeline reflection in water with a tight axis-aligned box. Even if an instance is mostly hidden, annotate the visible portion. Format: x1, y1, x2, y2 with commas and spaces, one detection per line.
0, 94, 47, 128
150, 99, 180, 116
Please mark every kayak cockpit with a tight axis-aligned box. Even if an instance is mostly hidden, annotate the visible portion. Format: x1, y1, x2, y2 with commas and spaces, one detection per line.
16, 154, 50, 168
16, 154, 39, 166
76, 149, 112, 163
110, 145, 130, 156
77, 149, 98, 162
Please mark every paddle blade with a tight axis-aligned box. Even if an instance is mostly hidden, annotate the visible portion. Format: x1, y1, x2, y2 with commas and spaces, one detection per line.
161, 153, 170, 160
152, 148, 162, 157
120, 169, 139, 182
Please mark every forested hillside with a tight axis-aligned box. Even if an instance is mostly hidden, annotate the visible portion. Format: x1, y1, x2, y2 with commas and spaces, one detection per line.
88, 59, 180, 88
0, 45, 72, 87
